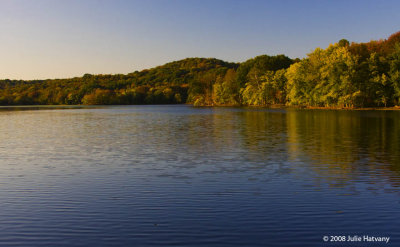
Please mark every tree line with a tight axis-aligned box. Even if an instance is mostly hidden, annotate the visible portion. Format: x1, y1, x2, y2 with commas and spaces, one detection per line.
1, 31, 400, 108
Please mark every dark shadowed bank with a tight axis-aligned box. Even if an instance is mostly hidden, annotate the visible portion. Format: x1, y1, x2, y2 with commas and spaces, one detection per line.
2, 31, 400, 109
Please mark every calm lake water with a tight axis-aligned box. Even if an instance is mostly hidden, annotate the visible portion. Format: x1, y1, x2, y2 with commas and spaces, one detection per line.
0, 105, 399, 246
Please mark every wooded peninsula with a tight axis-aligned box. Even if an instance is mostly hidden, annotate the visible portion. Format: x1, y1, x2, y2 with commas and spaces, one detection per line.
2, 31, 400, 108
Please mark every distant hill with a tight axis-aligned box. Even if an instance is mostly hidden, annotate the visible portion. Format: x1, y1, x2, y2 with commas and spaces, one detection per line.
0, 58, 238, 105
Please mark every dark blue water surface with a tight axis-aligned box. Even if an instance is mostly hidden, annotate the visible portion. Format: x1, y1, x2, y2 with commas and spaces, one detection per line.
0, 105, 399, 246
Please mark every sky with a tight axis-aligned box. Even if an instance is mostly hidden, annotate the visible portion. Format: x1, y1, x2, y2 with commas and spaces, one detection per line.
1, 0, 400, 80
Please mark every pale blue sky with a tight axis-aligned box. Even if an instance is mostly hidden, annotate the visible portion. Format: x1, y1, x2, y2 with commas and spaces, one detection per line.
1, 0, 400, 80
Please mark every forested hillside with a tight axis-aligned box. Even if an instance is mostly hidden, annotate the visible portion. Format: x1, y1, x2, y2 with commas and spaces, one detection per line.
2, 31, 400, 108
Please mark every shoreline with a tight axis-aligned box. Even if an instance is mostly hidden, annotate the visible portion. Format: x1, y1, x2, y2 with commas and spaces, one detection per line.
1, 104, 400, 111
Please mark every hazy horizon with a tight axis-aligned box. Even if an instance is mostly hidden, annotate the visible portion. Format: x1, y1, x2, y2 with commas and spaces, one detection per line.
1, 0, 400, 80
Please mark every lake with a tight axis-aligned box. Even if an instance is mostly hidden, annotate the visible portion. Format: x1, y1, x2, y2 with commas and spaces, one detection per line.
0, 105, 399, 246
